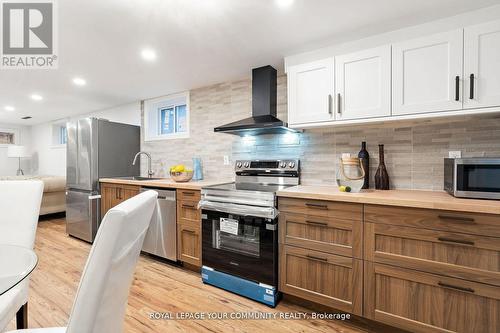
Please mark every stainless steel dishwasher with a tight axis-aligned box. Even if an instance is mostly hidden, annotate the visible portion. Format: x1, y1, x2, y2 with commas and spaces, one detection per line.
140, 187, 177, 261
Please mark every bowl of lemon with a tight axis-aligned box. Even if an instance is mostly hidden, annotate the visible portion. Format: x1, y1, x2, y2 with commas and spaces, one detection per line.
169, 164, 194, 182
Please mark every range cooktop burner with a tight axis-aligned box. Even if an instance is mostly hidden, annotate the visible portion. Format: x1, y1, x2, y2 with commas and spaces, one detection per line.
201, 159, 300, 208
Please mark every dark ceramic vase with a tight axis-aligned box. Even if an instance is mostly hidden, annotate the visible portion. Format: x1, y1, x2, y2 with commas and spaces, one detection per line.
374, 144, 389, 190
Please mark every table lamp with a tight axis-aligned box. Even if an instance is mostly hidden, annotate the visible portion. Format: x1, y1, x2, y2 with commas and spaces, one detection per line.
7, 145, 30, 175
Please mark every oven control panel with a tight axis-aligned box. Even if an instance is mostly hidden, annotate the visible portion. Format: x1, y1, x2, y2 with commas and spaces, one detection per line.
235, 159, 300, 172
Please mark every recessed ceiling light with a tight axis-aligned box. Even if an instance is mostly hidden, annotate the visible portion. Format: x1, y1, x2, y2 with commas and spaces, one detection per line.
4, 106, 15, 112
30, 94, 43, 101
275, 0, 294, 8
141, 48, 157, 61
72, 77, 87, 86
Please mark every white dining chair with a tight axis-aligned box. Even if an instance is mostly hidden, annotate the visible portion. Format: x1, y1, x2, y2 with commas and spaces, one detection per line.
0, 180, 44, 332
6, 189, 158, 333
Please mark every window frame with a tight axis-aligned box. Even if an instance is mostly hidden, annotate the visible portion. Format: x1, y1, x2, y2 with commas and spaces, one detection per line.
0, 128, 18, 146
51, 120, 68, 148
144, 91, 190, 141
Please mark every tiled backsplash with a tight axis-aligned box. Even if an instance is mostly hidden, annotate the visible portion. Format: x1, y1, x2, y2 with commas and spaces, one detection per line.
142, 75, 500, 190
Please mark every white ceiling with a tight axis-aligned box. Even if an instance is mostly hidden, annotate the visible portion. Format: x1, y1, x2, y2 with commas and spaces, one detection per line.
1, 0, 499, 125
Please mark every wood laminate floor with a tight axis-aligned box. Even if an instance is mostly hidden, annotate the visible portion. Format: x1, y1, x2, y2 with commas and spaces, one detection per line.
5, 217, 381, 333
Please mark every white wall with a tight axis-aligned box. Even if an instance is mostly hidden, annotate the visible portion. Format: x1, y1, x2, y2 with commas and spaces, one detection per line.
29, 102, 141, 176
30, 123, 66, 176
86, 102, 141, 126
0, 123, 32, 176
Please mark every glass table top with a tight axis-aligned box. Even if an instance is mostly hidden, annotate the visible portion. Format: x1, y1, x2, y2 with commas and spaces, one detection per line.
0, 245, 38, 296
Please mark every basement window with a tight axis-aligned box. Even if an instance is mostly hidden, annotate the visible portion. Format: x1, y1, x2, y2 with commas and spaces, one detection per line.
0, 130, 15, 145
51, 121, 68, 147
144, 92, 190, 141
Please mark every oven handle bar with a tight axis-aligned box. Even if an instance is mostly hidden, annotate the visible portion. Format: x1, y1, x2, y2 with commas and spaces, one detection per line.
198, 200, 279, 219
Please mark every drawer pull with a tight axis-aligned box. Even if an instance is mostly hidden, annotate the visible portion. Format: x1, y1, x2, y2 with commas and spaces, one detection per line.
437, 282, 475, 293
182, 192, 195, 196
182, 204, 196, 209
437, 237, 475, 246
305, 203, 328, 210
438, 215, 475, 224
306, 220, 328, 226
183, 229, 196, 234
306, 254, 328, 262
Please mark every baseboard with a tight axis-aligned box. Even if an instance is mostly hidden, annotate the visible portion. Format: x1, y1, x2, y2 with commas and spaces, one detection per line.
38, 211, 66, 221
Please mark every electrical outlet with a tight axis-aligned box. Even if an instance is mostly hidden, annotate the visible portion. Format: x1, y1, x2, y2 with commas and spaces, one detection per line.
223, 155, 230, 165
448, 151, 462, 158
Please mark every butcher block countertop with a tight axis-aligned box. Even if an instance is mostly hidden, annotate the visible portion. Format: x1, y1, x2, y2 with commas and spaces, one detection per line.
277, 185, 500, 215
99, 178, 232, 190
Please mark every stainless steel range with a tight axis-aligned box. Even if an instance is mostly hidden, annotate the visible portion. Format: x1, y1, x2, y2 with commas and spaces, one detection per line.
199, 159, 299, 307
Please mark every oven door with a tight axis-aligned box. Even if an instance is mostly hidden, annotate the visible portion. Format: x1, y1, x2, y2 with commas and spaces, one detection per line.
456, 159, 500, 199
202, 208, 278, 287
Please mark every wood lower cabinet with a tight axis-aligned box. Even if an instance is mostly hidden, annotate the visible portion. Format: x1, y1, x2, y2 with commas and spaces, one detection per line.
100, 183, 140, 217
365, 222, 500, 286
365, 262, 500, 333
279, 197, 363, 220
280, 245, 362, 315
279, 197, 500, 333
280, 211, 362, 258
177, 222, 201, 266
364, 204, 500, 238
278, 197, 363, 315
176, 189, 201, 267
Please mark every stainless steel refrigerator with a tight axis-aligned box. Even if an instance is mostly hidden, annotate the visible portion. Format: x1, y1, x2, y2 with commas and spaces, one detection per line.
66, 118, 140, 242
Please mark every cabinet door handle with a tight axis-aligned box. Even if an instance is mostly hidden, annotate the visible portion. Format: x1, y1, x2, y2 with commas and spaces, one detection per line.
438, 215, 475, 224
337, 93, 342, 115
469, 73, 475, 99
328, 94, 333, 115
305, 203, 328, 210
438, 282, 475, 293
305, 220, 329, 226
437, 237, 475, 246
182, 204, 196, 209
455, 76, 460, 101
306, 254, 328, 262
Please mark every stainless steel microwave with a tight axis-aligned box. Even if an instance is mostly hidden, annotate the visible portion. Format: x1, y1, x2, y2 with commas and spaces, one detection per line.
444, 158, 500, 200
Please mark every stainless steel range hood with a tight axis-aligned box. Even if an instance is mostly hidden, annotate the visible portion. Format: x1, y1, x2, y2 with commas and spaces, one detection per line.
214, 65, 298, 136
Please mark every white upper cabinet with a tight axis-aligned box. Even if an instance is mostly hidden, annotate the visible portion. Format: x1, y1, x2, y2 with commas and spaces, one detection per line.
392, 30, 464, 116
464, 20, 500, 109
335, 45, 391, 121
287, 58, 334, 125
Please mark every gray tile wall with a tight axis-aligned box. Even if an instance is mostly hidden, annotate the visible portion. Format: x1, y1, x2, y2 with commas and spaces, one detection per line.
142, 75, 500, 190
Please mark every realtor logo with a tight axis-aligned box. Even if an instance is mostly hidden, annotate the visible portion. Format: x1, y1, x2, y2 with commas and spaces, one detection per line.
1, 0, 58, 69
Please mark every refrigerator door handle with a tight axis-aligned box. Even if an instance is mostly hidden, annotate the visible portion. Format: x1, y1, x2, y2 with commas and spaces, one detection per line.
88, 194, 101, 230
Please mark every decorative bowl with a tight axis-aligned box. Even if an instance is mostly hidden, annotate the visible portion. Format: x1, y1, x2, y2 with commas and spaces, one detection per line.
170, 171, 193, 182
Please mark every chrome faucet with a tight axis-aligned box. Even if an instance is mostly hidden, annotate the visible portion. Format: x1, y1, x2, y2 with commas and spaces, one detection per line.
133, 151, 154, 178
